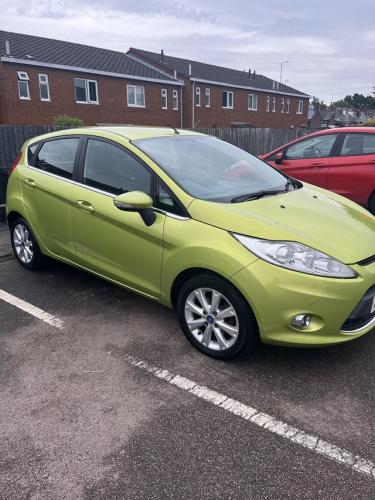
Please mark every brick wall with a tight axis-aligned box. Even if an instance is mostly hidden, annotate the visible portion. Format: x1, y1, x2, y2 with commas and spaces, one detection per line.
191, 83, 309, 129
0, 63, 182, 126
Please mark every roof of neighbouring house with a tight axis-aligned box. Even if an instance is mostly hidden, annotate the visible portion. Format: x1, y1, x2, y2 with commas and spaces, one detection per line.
0, 31, 180, 83
128, 47, 309, 97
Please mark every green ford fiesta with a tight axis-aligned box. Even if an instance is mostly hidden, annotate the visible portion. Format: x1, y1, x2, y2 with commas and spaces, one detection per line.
6, 126, 375, 358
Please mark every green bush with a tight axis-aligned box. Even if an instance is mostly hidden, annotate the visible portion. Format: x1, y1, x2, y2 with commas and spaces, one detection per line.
363, 118, 375, 127
52, 114, 84, 127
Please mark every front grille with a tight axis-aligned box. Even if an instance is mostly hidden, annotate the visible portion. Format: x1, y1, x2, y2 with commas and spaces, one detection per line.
358, 255, 375, 266
341, 285, 375, 332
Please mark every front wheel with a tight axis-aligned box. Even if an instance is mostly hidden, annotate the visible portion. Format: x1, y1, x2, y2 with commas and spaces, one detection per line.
176, 273, 258, 359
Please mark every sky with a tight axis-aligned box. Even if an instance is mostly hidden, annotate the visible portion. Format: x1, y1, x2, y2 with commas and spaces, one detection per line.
1, 0, 374, 103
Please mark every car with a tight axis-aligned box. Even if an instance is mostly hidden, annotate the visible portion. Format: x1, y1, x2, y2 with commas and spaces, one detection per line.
260, 127, 375, 214
6, 127, 375, 359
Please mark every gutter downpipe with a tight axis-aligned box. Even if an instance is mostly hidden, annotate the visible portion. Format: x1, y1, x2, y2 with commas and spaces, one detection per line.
192, 80, 195, 129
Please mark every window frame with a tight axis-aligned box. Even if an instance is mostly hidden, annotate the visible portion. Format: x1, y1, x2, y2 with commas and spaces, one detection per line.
195, 86, 201, 107
286, 98, 291, 113
205, 88, 211, 107
266, 96, 270, 112
172, 89, 179, 110
272, 96, 276, 113
17, 71, 30, 100
39, 73, 51, 101
281, 98, 285, 113
75, 78, 99, 105
248, 93, 258, 111
296, 100, 304, 114
222, 91, 234, 109
161, 88, 168, 109
126, 84, 145, 108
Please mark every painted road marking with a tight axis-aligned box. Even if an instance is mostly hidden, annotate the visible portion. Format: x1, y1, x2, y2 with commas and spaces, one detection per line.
0, 289, 64, 329
124, 353, 375, 480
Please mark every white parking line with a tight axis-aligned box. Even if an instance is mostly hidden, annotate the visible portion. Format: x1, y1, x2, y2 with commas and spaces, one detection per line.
0, 289, 64, 329
124, 353, 375, 480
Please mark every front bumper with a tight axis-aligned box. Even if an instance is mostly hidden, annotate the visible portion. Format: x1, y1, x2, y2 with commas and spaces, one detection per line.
231, 257, 375, 347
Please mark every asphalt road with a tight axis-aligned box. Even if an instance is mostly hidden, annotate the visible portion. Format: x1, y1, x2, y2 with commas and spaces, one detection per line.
1, 246, 375, 499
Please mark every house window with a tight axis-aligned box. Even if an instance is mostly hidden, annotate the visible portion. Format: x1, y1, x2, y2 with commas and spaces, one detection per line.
266, 96, 270, 112
161, 88, 168, 109
172, 90, 179, 110
222, 91, 234, 108
297, 100, 304, 114
205, 88, 211, 107
39, 74, 50, 101
272, 96, 276, 112
75, 78, 98, 104
281, 98, 285, 113
17, 71, 30, 100
195, 86, 201, 106
248, 93, 258, 110
127, 85, 145, 107
286, 98, 291, 113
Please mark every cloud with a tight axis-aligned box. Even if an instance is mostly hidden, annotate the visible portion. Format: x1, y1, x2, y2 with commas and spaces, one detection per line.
0, 0, 374, 103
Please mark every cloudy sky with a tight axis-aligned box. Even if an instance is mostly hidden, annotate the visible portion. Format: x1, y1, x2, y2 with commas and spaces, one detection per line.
1, 0, 374, 102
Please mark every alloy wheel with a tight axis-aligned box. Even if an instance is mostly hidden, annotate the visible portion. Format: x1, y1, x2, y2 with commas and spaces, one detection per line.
13, 223, 34, 264
184, 287, 239, 351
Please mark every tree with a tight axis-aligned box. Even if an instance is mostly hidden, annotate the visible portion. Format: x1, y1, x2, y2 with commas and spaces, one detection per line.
52, 114, 84, 126
333, 92, 375, 110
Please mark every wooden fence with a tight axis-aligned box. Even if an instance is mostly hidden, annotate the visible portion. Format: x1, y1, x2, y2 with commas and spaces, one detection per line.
0, 124, 307, 216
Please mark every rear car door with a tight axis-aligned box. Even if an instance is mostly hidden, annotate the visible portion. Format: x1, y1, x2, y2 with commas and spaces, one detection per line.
326, 132, 375, 205
21, 136, 81, 259
70, 137, 165, 298
274, 134, 338, 187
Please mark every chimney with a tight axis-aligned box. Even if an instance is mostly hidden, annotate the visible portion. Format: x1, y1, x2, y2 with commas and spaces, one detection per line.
161, 49, 164, 61
248, 68, 251, 78
5, 40, 10, 56
253, 70, 256, 79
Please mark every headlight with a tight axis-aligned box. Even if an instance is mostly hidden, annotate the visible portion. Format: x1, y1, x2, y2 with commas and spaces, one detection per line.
233, 234, 357, 278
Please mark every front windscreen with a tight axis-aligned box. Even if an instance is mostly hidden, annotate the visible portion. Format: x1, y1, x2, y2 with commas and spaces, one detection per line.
134, 135, 291, 203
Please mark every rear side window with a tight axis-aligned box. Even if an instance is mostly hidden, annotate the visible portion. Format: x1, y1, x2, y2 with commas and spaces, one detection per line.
83, 139, 152, 195
340, 134, 375, 156
34, 138, 80, 179
285, 134, 337, 160
27, 143, 39, 164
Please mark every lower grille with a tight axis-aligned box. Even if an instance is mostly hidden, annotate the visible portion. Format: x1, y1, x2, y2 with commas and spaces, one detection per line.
341, 285, 375, 332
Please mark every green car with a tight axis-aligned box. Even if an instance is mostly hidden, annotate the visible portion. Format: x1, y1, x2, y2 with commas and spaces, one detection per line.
6, 127, 375, 359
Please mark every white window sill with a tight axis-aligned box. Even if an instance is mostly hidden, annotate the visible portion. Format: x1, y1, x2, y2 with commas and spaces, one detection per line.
127, 104, 146, 108
19, 97, 31, 100
76, 100, 100, 105
296, 111, 303, 114
222, 106, 234, 109
248, 108, 258, 111
173, 108, 179, 111
41, 99, 51, 102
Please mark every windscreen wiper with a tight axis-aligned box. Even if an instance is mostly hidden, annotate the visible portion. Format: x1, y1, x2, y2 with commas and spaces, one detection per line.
231, 180, 294, 204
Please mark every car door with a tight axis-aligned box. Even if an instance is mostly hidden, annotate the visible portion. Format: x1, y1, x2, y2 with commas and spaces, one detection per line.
326, 132, 375, 205
21, 136, 81, 259
70, 136, 165, 298
274, 134, 339, 187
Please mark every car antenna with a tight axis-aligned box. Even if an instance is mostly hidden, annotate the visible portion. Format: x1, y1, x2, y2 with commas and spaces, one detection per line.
167, 123, 180, 135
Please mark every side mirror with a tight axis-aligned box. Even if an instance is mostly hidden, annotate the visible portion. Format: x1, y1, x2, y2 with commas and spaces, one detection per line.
274, 152, 284, 165
113, 191, 156, 226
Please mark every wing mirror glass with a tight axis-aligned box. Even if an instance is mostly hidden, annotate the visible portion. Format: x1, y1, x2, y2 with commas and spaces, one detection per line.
113, 191, 156, 226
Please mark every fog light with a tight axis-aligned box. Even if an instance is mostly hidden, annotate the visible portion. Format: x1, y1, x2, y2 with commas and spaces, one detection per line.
291, 314, 311, 330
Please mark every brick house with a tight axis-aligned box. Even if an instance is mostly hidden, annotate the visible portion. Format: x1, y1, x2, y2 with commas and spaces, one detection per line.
128, 48, 310, 129
0, 31, 184, 127
0, 30, 309, 128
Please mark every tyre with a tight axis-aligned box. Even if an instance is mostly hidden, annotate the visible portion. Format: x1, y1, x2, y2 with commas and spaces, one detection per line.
176, 273, 258, 359
10, 217, 46, 270
369, 192, 375, 215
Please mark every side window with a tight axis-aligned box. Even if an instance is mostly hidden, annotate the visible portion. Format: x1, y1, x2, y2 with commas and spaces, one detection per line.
285, 134, 337, 160
154, 180, 186, 217
340, 134, 375, 156
34, 138, 80, 179
83, 139, 152, 195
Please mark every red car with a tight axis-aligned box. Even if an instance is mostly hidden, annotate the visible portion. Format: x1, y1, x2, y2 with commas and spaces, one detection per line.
260, 127, 375, 214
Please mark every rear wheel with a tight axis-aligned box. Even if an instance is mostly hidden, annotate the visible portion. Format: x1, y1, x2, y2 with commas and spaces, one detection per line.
369, 192, 375, 215
10, 217, 46, 270
176, 273, 258, 359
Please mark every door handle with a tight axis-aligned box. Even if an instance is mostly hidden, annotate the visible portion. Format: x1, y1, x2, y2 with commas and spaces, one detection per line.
23, 178, 36, 188
76, 200, 95, 213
